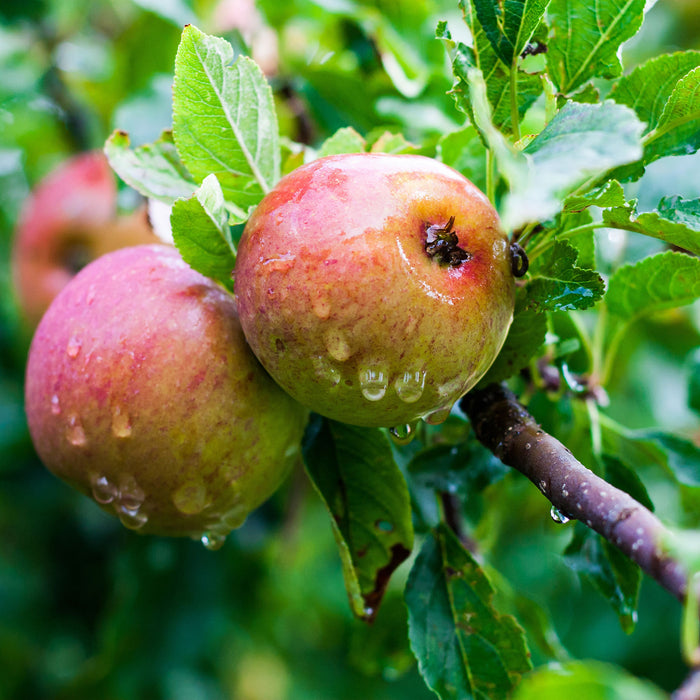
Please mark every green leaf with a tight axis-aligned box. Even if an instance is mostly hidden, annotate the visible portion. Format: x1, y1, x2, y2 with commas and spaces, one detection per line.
454, 64, 529, 187
512, 660, 667, 700
478, 305, 547, 384
407, 441, 508, 529
406, 525, 532, 700
564, 180, 627, 212
603, 454, 655, 513
444, 7, 542, 134
104, 129, 197, 203
437, 125, 488, 194
472, 0, 550, 66
611, 51, 700, 133
302, 417, 414, 621
564, 523, 641, 634
172, 25, 280, 214
644, 66, 700, 164
606, 251, 700, 320
317, 126, 366, 158
690, 349, 700, 415
170, 174, 237, 291
547, 0, 646, 95
370, 131, 418, 155
502, 101, 644, 230
637, 431, 700, 522
525, 240, 605, 312
601, 420, 700, 524
602, 196, 700, 255
555, 209, 596, 269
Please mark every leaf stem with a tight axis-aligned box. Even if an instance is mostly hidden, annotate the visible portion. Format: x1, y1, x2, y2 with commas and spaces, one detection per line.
486, 148, 496, 205
509, 61, 521, 142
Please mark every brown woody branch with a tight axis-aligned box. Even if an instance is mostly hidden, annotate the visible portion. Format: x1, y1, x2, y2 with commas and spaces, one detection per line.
460, 383, 689, 603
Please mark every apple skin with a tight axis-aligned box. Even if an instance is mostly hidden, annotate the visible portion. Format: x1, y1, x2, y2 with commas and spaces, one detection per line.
12, 151, 159, 327
234, 153, 515, 428
24, 244, 308, 541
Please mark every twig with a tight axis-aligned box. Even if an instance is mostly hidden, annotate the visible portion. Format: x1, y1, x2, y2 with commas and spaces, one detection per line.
673, 669, 700, 700
460, 383, 689, 604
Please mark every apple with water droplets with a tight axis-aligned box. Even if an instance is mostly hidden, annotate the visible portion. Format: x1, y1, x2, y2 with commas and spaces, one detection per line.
24, 245, 308, 544
234, 153, 516, 428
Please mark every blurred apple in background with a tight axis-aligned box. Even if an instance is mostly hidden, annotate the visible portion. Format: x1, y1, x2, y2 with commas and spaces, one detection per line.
11, 151, 160, 327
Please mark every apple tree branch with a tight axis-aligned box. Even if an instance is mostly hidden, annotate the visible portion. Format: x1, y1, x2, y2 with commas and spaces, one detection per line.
460, 383, 690, 604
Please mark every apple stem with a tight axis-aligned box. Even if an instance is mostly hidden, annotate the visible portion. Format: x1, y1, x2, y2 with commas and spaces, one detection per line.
460, 383, 694, 610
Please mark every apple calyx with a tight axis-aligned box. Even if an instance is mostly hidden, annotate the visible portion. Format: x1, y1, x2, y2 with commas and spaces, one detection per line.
424, 215, 471, 267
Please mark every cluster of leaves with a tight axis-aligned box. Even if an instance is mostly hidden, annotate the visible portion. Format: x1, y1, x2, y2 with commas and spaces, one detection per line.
103, 1, 700, 696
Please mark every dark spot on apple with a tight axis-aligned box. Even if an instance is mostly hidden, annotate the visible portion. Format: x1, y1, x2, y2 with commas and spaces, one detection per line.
510, 242, 529, 277
424, 216, 470, 267
275, 338, 285, 352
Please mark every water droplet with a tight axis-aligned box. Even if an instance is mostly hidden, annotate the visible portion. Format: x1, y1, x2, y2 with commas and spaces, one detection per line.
525, 442, 531, 450
359, 366, 388, 401
119, 474, 145, 510
324, 329, 353, 362
375, 519, 394, 533
389, 423, 416, 445
423, 405, 452, 425
66, 414, 87, 446
311, 295, 331, 319
550, 506, 570, 524
363, 606, 375, 618
66, 336, 81, 358
91, 475, 118, 504
394, 370, 426, 403
312, 356, 341, 387
111, 405, 132, 438
173, 480, 209, 515
50, 394, 61, 416
201, 531, 227, 550
118, 504, 148, 530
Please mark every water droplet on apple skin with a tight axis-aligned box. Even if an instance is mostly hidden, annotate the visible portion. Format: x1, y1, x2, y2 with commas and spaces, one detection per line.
394, 370, 426, 403
111, 405, 132, 438
172, 480, 209, 515
66, 336, 81, 358
201, 531, 227, 550
91, 474, 118, 504
118, 504, 148, 530
359, 366, 388, 401
324, 329, 354, 362
422, 405, 452, 425
50, 394, 61, 416
66, 414, 87, 446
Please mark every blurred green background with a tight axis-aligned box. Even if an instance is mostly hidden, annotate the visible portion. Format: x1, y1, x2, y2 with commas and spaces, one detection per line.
1, 1, 699, 698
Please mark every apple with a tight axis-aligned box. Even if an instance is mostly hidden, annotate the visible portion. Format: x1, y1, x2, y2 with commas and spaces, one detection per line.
234, 153, 515, 429
12, 151, 159, 327
24, 244, 308, 545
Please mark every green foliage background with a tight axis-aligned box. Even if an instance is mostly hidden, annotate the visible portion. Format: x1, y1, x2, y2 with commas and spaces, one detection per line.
1, 1, 699, 698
